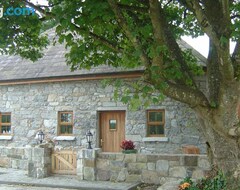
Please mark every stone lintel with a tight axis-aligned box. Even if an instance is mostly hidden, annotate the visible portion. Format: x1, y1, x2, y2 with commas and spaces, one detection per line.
96, 107, 127, 111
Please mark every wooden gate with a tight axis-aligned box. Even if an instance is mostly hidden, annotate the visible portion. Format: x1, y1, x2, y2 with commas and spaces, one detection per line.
51, 150, 77, 175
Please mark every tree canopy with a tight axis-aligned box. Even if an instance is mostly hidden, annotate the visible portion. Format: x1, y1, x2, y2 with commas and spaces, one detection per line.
0, 0, 239, 109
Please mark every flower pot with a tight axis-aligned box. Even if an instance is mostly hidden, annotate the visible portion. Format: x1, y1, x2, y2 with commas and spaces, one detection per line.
182, 145, 200, 154
122, 149, 137, 154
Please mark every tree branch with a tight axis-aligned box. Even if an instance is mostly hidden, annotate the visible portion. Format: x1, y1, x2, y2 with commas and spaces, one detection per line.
147, 78, 210, 107
164, 0, 174, 7
231, 14, 240, 19
149, 0, 165, 68
180, 0, 234, 81
207, 40, 221, 106
179, 0, 220, 46
232, 39, 240, 77
116, 0, 208, 107
164, 81, 210, 107
149, 0, 198, 88
23, 0, 54, 17
107, 0, 151, 68
71, 23, 123, 53
117, 3, 148, 13
36, 5, 53, 8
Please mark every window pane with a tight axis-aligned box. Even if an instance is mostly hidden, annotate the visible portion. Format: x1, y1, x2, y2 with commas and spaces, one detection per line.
60, 125, 73, 134
61, 113, 72, 122
60, 125, 65, 134
1, 126, 11, 133
2, 115, 11, 123
109, 119, 117, 130
149, 111, 162, 122
148, 125, 164, 135
67, 126, 73, 133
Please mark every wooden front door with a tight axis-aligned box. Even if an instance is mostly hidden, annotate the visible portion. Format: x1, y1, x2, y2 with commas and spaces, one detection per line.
99, 111, 125, 152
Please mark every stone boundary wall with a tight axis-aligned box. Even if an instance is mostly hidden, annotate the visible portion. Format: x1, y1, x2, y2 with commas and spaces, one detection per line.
0, 146, 210, 184
0, 146, 29, 170
96, 153, 210, 184
0, 146, 51, 178
78, 149, 211, 185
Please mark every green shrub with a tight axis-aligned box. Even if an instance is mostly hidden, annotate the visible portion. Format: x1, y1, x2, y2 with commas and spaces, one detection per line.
179, 171, 227, 190
198, 171, 226, 190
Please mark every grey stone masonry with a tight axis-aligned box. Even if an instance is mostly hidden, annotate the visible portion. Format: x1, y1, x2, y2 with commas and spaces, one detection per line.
0, 145, 52, 179
77, 148, 102, 181
28, 145, 52, 178
94, 152, 211, 185
0, 146, 210, 184
0, 146, 30, 170
0, 79, 206, 154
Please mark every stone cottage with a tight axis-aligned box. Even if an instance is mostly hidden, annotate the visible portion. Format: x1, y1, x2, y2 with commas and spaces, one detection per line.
0, 31, 207, 154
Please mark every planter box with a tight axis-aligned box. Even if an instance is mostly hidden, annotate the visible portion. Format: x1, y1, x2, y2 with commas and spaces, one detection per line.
122, 149, 137, 154
182, 145, 200, 154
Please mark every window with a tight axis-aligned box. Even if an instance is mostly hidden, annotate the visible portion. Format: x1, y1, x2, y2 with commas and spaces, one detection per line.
109, 119, 117, 130
147, 110, 165, 137
58, 111, 73, 135
0, 113, 11, 135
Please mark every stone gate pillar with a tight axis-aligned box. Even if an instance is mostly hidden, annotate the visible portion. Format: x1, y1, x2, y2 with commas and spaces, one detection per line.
77, 148, 101, 181
28, 146, 52, 179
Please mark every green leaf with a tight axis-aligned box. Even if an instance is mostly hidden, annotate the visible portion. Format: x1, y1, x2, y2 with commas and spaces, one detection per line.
121, 96, 131, 104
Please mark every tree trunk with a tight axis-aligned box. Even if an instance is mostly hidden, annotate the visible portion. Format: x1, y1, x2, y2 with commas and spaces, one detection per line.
196, 108, 240, 175
204, 126, 239, 173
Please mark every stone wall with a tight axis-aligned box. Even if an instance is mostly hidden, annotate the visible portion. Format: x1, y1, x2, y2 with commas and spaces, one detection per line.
0, 146, 29, 169
0, 145, 52, 179
28, 145, 52, 178
77, 148, 101, 181
77, 149, 211, 185
0, 80, 206, 153
0, 146, 211, 184
96, 153, 210, 184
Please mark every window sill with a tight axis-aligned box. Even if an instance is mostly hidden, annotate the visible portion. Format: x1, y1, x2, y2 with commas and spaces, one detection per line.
142, 137, 168, 142
53, 136, 76, 141
0, 135, 13, 140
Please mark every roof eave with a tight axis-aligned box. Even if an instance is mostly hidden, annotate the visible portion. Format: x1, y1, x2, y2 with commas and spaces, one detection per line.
0, 70, 144, 86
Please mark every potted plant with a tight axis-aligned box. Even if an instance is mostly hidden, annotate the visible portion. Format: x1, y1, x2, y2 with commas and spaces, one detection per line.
120, 140, 137, 154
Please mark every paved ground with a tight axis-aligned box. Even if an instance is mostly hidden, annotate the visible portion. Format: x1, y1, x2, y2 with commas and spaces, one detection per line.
0, 183, 160, 190
0, 184, 78, 190
0, 168, 139, 190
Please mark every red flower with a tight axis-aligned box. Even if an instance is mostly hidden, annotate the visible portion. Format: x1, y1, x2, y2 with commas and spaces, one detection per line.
120, 140, 135, 150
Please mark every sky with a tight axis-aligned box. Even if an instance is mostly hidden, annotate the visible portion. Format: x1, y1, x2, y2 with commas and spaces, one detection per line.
32, 0, 48, 5
182, 35, 210, 58
182, 35, 236, 58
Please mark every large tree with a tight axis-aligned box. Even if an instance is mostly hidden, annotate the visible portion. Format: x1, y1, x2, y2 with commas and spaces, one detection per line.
0, 0, 240, 176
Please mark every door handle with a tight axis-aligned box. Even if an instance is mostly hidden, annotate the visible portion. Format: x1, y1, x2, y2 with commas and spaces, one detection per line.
100, 139, 104, 146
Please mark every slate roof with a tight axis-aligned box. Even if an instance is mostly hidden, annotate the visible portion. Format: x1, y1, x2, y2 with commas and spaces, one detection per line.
0, 28, 206, 82
178, 40, 206, 66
